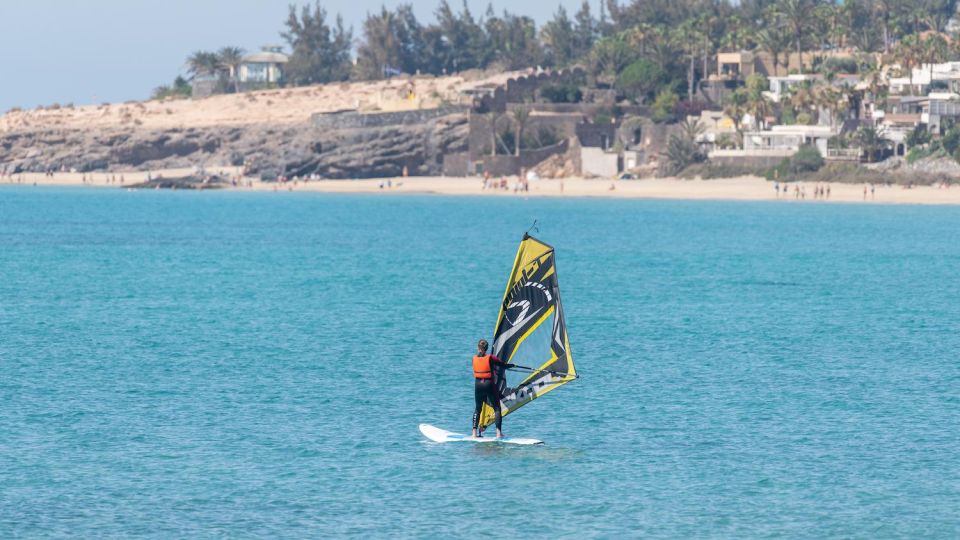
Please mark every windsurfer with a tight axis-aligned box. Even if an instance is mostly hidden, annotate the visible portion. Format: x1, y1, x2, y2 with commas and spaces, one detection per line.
472, 339, 513, 438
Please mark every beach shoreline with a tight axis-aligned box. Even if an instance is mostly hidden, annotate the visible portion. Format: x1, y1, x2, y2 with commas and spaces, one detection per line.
5, 169, 960, 205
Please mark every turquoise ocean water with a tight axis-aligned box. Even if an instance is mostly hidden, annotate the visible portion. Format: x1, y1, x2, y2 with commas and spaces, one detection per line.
1, 187, 958, 538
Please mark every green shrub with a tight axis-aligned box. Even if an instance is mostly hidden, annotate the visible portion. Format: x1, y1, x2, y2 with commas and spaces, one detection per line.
942, 127, 960, 154
665, 134, 705, 174
593, 108, 612, 125
715, 133, 738, 149
818, 57, 859, 74
652, 89, 679, 123
766, 144, 824, 180
906, 146, 929, 164
679, 161, 768, 179
793, 144, 825, 171
828, 135, 849, 149
616, 59, 666, 103
905, 125, 931, 148
540, 83, 583, 103
780, 106, 796, 125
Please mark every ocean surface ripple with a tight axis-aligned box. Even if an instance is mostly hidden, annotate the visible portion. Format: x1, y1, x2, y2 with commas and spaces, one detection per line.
1, 188, 958, 538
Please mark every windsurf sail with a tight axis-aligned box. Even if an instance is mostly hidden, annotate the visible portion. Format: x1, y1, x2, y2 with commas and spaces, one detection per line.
479, 233, 577, 429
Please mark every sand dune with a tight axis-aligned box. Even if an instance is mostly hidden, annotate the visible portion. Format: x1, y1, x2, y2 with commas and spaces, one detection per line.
0, 71, 520, 132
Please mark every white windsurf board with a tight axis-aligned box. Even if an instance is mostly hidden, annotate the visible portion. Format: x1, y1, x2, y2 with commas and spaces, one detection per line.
419, 423, 543, 445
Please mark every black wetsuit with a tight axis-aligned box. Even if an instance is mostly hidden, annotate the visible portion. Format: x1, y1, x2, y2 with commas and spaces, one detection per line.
473, 377, 502, 431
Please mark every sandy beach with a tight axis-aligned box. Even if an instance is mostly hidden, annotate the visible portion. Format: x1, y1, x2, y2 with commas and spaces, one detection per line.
7, 169, 960, 205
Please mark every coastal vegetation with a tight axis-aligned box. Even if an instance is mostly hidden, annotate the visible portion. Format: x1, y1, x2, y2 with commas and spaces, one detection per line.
172, 0, 958, 100
767, 144, 825, 180
152, 0, 960, 172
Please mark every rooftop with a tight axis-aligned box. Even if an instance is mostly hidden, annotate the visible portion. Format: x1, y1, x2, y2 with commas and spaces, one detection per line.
243, 51, 288, 64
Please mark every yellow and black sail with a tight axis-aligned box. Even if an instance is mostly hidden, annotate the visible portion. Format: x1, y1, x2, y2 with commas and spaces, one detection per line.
479, 233, 577, 428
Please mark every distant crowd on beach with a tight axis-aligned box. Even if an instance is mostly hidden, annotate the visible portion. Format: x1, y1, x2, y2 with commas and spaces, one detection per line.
81, 173, 125, 185
481, 172, 530, 193
772, 181, 883, 201
773, 181, 833, 200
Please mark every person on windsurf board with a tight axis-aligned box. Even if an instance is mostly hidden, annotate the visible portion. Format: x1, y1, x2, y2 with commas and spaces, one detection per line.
472, 339, 514, 438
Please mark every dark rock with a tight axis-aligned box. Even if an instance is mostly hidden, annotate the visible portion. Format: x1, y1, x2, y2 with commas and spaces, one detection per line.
0, 112, 468, 178
127, 174, 227, 190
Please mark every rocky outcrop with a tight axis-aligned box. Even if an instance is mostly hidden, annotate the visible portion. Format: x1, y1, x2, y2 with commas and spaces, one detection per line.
126, 174, 229, 190
0, 113, 469, 179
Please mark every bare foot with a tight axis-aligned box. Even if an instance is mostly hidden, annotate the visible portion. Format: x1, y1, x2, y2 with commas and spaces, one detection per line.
496, 430, 504, 439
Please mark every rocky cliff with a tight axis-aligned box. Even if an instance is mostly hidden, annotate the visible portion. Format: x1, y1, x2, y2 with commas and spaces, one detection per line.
0, 112, 468, 179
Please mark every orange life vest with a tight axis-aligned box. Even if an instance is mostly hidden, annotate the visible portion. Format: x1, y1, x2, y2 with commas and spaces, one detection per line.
473, 355, 493, 379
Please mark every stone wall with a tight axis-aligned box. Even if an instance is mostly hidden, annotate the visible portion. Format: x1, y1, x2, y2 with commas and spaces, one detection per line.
576, 123, 617, 149
310, 105, 467, 130
468, 112, 581, 160
708, 154, 788, 168
443, 139, 569, 177
442, 152, 470, 176
475, 68, 588, 113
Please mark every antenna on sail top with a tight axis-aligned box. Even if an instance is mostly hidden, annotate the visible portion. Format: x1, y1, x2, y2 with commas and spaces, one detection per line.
525, 220, 539, 238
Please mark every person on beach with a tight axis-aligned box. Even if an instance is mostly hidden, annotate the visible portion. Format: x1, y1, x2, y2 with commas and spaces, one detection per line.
471, 339, 514, 438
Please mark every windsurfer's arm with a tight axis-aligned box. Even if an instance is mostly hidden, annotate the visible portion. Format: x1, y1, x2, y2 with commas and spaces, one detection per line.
490, 355, 516, 369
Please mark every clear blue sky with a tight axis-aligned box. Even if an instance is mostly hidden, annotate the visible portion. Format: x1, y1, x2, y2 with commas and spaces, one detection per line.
0, 0, 589, 112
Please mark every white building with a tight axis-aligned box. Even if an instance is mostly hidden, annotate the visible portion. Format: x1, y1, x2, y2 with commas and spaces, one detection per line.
238, 47, 288, 85
888, 62, 960, 95
764, 74, 823, 103
743, 124, 836, 155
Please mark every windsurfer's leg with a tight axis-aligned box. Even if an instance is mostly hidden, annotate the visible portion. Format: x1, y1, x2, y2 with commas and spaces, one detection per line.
485, 386, 503, 435
472, 379, 484, 435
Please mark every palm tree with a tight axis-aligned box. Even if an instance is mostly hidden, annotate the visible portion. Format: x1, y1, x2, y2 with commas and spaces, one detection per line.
894, 34, 922, 95
665, 118, 706, 174
680, 117, 705, 141
625, 23, 656, 56
724, 89, 749, 145
815, 84, 849, 129
923, 33, 949, 85
743, 74, 771, 129
510, 104, 531, 157
776, 0, 813, 71
757, 28, 789, 77
819, 2, 846, 50
673, 22, 705, 101
855, 126, 891, 162
695, 13, 719, 80
488, 111, 503, 156
186, 51, 222, 80
788, 80, 816, 117
875, 0, 897, 53
646, 26, 677, 70
718, 19, 756, 52
591, 35, 632, 77
218, 47, 245, 93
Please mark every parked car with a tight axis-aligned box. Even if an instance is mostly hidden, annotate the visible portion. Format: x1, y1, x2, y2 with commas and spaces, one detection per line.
618, 172, 638, 180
